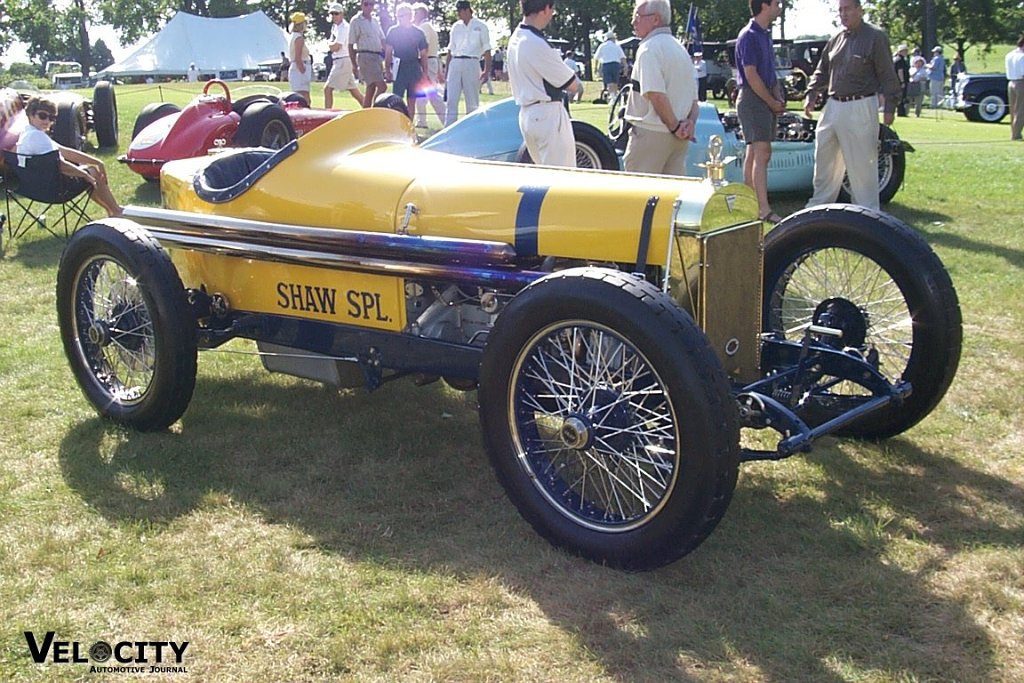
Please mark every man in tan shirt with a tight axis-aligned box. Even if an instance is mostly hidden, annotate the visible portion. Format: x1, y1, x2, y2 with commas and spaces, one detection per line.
803, 0, 900, 210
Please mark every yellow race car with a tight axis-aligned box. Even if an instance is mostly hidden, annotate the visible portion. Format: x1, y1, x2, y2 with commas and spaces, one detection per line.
56, 109, 961, 570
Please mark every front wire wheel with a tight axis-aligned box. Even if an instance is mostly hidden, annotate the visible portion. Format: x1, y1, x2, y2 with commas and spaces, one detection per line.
57, 221, 197, 431
480, 269, 740, 570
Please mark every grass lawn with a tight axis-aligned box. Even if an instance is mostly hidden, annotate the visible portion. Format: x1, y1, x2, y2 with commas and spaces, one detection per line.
0, 77, 1022, 682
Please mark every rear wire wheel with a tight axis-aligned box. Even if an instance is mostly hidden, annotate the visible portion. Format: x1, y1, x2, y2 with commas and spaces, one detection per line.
763, 205, 962, 439
57, 221, 197, 431
479, 269, 740, 570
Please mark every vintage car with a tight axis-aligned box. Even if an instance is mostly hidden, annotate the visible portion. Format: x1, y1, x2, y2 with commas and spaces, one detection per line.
0, 81, 118, 152
954, 73, 1010, 123
423, 90, 911, 204
56, 108, 962, 570
121, 80, 333, 180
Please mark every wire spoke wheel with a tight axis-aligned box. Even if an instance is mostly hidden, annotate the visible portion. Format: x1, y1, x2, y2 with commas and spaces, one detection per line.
72, 255, 158, 405
510, 320, 679, 531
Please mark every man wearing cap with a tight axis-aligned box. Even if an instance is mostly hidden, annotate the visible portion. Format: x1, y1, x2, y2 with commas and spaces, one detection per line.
325, 2, 364, 109
385, 3, 428, 119
928, 45, 946, 108
506, 0, 579, 166
444, 1, 492, 126
893, 44, 909, 116
802, 0, 900, 211
413, 2, 445, 128
1007, 35, 1024, 141
693, 51, 707, 101
349, 0, 387, 108
594, 30, 626, 100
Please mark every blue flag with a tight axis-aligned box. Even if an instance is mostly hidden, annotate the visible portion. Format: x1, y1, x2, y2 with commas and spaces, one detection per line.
685, 5, 703, 53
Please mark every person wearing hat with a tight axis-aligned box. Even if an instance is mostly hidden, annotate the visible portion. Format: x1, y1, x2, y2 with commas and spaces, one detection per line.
802, 0, 900, 211
893, 44, 909, 116
928, 45, 945, 108
325, 2, 364, 108
594, 30, 626, 100
186, 62, 199, 83
413, 2, 445, 128
287, 11, 312, 105
349, 0, 387, 108
692, 51, 707, 101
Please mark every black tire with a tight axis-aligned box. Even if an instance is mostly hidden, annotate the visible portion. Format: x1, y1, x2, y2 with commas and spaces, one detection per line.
233, 101, 296, 148
372, 93, 410, 118
479, 268, 740, 570
279, 91, 309, 107
56, 221, 197, 431
92, 81, 118, 148
516, 120, 619, 170
53, 100, 85, 150
762, 205, 962, 439
973, 91, 1008, 123
607, 83, 632, 152
131, 102, 181, 141
837, 125, 906, 204
231, 94, 279, 115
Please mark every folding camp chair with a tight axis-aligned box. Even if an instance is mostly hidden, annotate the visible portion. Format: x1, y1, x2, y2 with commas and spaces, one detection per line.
1, 149, 93, 240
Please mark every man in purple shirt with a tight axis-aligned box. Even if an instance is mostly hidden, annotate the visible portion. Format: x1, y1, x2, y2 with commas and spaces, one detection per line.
735, 0, 786, 223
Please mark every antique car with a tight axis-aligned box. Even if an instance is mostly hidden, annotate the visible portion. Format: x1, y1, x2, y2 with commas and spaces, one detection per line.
56, 108, 962, 570
954, 73, 1010, 123
0, 81, 118, 152
424, 90, 911, 204
120, 80, 332, 180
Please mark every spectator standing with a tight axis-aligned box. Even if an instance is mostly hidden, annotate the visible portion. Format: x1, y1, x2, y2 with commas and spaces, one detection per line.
893, 44, 909, 116
594, 31, 626, 100
17, 96, 122, 217
287, 12, 312, 106
186, 62, 199, 83
349, 0, 387, 108
279, 51, 290, 81
563, 51, 584, 103
1008, 36, 1024, 140
385, 3, 429, 119
693, 51, 708, 101
445, 1, 492, 126
325, 2, 364, 109
735, 0, 786, 224
622, 0, 699, 176
907, 55, 928, 117
950, 52, 966, 97
802, 0, 900, 211
506, 0, 579, 167
928, 45, 945, 108
413, 3, 446, 128
492, 46, 505, 81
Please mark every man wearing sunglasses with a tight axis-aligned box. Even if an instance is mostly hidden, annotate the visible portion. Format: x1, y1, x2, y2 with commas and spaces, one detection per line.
16, 96, 122, 217
325, 2, 364, 108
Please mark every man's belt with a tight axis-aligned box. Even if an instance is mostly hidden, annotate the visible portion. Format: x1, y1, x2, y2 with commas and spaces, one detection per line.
832, 93, 876, 102
452, 55, 477, 59
355, 50, 381, 55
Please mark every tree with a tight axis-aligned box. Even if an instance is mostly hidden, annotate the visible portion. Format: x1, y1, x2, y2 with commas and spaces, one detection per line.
869, 0, 1024, 60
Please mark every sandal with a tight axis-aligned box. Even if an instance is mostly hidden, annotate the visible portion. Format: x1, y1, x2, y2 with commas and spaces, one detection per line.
760, 212, 783, 225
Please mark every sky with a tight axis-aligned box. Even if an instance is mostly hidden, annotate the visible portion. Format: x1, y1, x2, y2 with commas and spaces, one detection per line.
2, 1, 840, 69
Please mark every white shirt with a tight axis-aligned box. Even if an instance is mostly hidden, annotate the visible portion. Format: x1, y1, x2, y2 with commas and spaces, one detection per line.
1007, 48, 1024, 80
507, 25, 575, 106
330, 20, 351, 60
627, 28, 698, 132
417, 20, 440, 57
594, 39, 625, 65
448, 17, 491, 58
16, 125, 58, 156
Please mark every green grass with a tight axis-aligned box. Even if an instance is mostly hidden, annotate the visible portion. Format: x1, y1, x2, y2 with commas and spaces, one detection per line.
1, 80, 1022, 682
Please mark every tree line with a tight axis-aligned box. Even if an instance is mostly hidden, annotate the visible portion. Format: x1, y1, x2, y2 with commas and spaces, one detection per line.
2, 0, 1022, 76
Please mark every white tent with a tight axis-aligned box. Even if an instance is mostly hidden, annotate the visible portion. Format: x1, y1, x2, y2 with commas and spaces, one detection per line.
98, 11, 288, 79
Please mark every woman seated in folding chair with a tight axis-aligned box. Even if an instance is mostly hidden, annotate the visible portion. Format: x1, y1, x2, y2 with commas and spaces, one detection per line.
17, 96, 122, 217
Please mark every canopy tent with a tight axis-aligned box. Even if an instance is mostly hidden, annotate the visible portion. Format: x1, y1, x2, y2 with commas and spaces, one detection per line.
98, 11, 288, 79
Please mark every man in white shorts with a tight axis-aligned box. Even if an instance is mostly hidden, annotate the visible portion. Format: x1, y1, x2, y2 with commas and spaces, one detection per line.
506, 0, 579, 167
325, 2, 363, 108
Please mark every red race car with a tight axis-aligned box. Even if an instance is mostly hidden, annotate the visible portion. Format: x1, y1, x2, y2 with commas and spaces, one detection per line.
120, 80, 343, 181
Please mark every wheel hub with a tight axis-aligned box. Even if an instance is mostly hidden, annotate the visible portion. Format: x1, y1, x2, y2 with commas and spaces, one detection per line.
87, 319, 111, 347
559, 416, 591, 450
813, 297, 868, 348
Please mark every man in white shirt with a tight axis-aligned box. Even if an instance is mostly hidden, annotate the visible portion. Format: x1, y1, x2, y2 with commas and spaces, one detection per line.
594, 31, 626, 99
413, 2, 445, 128
623, 0, 699, 176
325, 2, 364, 108
507, 0, 579, 167
1007, 35, 1024, 141
444, 0, 492, 126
